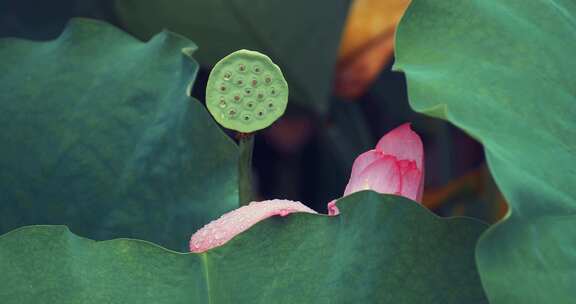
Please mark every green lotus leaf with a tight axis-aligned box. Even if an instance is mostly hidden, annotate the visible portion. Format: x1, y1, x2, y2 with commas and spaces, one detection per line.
0, 18, 240, 251
0, 192, 488, 303
395, 0, 576, 302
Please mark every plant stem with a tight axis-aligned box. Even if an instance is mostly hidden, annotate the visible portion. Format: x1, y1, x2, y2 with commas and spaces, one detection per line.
237, 133, 254, 206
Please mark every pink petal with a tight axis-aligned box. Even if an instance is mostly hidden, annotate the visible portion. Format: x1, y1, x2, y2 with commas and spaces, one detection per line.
399, 166, 423, 202
348, 150, 382, 180
327, 199, 340, 216
416, 169, 424, 203
190, 200, 316, 253
375, 123, 423, 170
344, 155, 401, 196
396, 159, 424, 202
397, 159, 418, 175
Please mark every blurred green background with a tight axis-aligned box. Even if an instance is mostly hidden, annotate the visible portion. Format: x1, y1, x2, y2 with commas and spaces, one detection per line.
0, 0, 506, 223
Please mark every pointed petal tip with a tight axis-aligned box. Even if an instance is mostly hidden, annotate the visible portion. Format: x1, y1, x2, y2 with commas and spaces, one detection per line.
348, 150, 382, 182
375, 122, 423, 170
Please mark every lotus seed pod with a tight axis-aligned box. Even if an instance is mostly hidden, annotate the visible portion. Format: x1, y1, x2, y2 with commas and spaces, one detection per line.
206, 50, 289, 133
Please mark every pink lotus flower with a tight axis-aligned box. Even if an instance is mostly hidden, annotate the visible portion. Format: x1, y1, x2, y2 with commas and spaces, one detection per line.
327, 123, 424, 215
189, 123, 423, 252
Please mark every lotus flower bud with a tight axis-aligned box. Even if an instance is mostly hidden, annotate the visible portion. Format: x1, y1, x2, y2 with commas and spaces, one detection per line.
328, 123, 424, 215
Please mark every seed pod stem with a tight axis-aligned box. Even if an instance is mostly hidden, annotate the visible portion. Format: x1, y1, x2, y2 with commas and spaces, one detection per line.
238, 133, 255, 206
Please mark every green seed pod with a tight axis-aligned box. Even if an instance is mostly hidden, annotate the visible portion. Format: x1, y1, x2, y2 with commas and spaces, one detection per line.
206, 50, 288, 133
